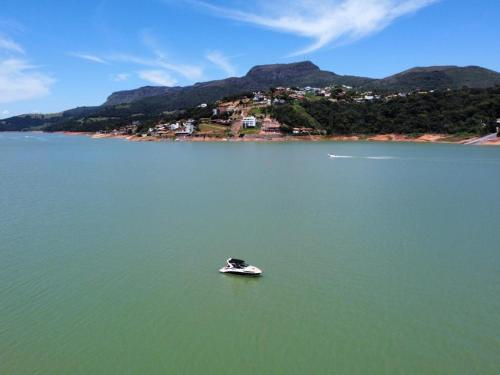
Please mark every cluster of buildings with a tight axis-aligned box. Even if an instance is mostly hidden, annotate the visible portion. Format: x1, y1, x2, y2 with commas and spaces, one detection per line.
148, 119, 196, 137
213, 102, 239, 117
252, 92, 270, 104
352, 92, 381, 102
97, 122, 139, 136
269, 85, 427, 104
271, 85, 351, 100
211, 85, 390, 116
292, 127, 315, 135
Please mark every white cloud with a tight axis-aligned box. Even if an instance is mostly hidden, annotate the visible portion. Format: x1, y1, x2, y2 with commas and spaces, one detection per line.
206, 50, 237, 76
67, 30, 204, 83
70, 52, 203, 81
189, 0, 437, 55
0, 59, 54, 103
69, 52, 109, 64
112, 73, 130, 82
138, 70, 177, 86
0, 35, 25, 54
110, 53, 203, 81
115, 30, 204, 81
1, 109, 9, 116
0, 35, 53, 103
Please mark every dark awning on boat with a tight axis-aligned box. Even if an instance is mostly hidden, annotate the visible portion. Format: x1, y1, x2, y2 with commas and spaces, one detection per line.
228, 258, 247, 265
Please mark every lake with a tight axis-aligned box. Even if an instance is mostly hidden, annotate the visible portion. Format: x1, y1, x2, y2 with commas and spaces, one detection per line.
1, 132, 499, 374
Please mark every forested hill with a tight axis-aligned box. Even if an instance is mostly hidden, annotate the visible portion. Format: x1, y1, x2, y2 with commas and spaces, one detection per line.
270, 87, 500, 135
369, 66, 500, 92
1, 87, 499, 136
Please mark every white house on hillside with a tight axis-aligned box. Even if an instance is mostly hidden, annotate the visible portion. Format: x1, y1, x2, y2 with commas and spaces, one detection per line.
175, 123, 194, 135
242, 116, 257, 128
169, 123, 180, 131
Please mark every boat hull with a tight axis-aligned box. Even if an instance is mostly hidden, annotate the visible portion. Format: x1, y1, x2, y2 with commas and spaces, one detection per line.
219, 267, 262, 276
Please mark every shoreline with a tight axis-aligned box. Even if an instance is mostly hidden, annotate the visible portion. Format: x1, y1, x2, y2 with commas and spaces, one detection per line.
4, 130, 490, 145
78, 132, 500, 145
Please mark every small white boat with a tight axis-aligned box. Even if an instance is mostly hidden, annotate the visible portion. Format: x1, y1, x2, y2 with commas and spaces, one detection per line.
219, 258, 262, 276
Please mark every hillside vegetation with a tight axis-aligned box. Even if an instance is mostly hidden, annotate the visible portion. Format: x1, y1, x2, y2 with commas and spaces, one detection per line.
2, 87, 499, 136
270, 87, 500, 135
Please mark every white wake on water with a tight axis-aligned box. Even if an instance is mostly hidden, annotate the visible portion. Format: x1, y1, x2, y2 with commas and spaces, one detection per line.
328, 154, 353, 158
328, 154, 396, 160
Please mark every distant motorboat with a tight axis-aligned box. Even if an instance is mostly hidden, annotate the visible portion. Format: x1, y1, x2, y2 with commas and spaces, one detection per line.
219, 258, 262, 276
328, 154, 353, 158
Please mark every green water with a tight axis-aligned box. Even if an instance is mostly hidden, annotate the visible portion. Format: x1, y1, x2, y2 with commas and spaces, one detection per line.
1, 132, 499, 374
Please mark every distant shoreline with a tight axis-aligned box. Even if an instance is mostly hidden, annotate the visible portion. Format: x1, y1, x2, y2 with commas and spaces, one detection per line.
56, 131, 500, 146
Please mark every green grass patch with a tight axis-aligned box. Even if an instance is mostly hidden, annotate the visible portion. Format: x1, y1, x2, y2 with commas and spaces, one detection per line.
240, 127, 260, 135
248, 107, 266, 117
198, 123, 229, 134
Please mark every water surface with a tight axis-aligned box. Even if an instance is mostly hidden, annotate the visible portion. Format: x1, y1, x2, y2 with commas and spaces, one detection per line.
1, 133, 499, 374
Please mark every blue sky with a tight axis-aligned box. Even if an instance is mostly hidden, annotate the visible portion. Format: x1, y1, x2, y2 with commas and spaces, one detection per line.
1, 0, 499, 118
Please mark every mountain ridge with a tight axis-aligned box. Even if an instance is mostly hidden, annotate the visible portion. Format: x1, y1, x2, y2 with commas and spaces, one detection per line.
373, 65, 500, 91
103, 61, 375, 106
103, 61, 500, 107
